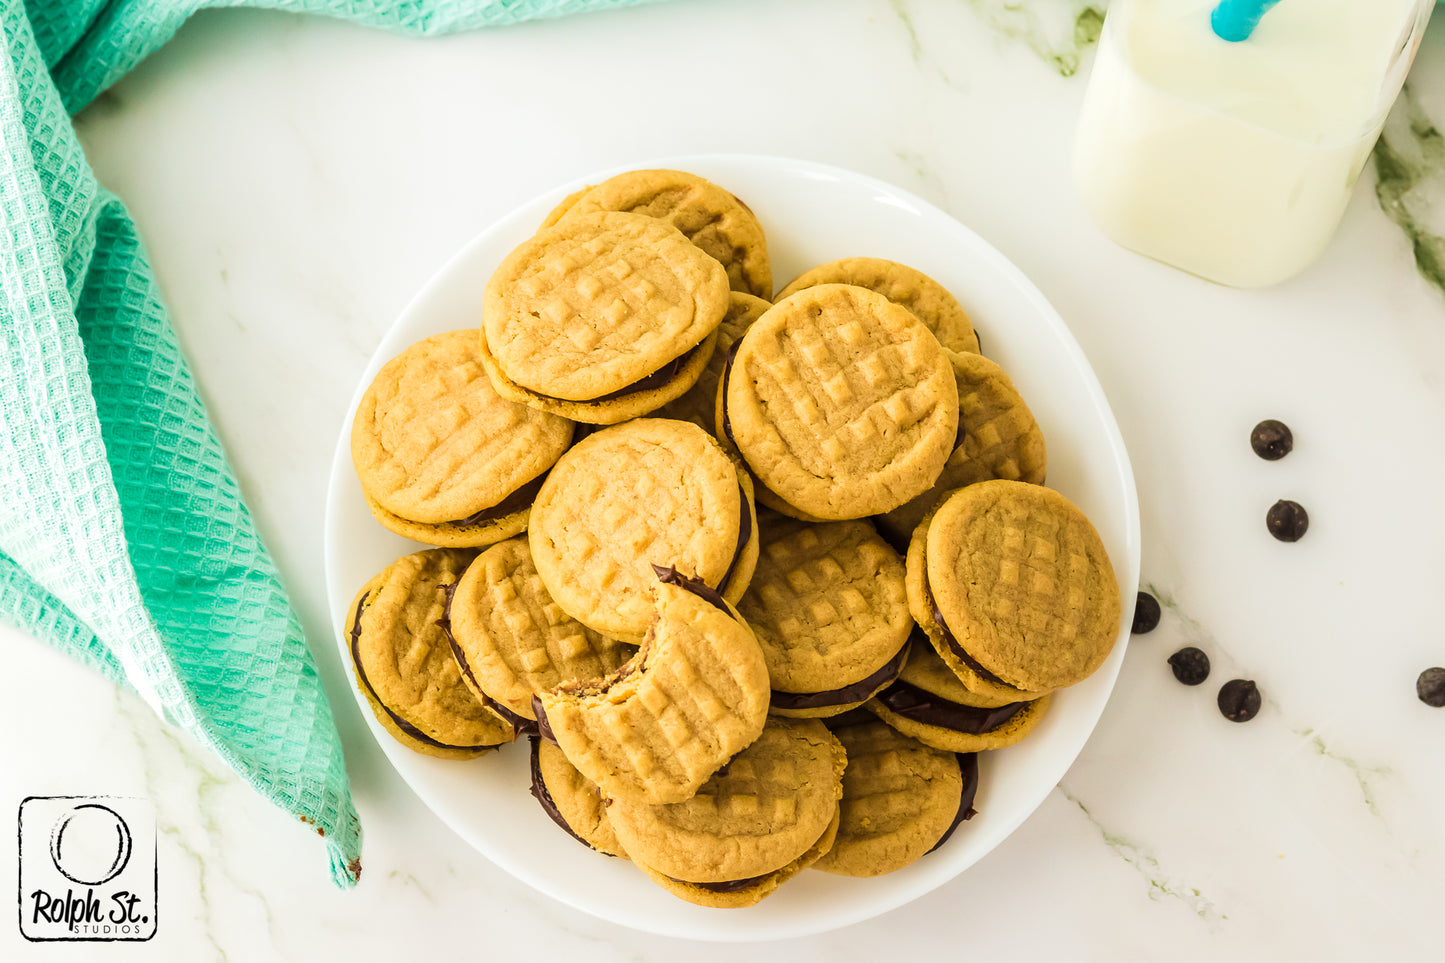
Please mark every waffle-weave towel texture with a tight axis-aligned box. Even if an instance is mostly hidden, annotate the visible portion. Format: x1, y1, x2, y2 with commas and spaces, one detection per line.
0, 0, 656, 889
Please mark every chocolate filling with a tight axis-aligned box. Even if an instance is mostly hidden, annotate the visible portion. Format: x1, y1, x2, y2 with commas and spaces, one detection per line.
531, 694, 558, 745
652, 564, 733, 617
538, 339, 709, 406
769, 638, 911, 711
716, 479, 753, 596
922, 574, 1022, 693
720, 339, 744, 451
348, 592, 485, 753
926, 752, 979, 855
445, 470, 550, 527
669, 871, 774, 894
875, 678, 1026, 734
527, 736, 617, 856
437, 583, 536, 736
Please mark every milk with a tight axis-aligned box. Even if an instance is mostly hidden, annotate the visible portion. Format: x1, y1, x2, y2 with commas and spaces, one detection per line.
1074, 0, 1433, 288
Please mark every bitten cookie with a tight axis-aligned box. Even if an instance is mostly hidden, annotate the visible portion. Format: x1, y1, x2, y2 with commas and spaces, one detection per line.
351, 330, 573, 546
347, 549, 514, 759
722, 284, 958, 520
530, 737, 627, 858
444, 536, 634, 725
528, 418, 758, 643
776, 257, 979, 355
557, 169, 772, 298
866, 640, 1051, 752
654, 292, 771, 435
812, 718, 972, 877
534, 573, 770, 805
875, 351, 1046, 550
907, 480, 1121, 694
607, 717, 846, 908
738, 515, 912, 717
481, 211, 730, 424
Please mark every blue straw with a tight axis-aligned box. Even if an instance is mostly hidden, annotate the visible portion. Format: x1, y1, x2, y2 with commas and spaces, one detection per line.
1211, 0, 1283, 42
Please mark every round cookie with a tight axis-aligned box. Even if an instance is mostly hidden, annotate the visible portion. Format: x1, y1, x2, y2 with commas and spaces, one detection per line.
875, 351, 1047, 550
530, 737, 626, 858
866, 642, 1052, 752
534, 572, 770, 805
738, 516, 912, 717
346, 549, 514, 759
908, 480, 1121, 694
654, 291, 771, 435
723, 284, 959, 520
480, 211, 729, 424
558, 169, 772, 298
446, 536, 633, 723
776, 257, 978, 355
607, 717, 846, 908
538, 184, 593, 230
351, 329, 573, 538
528, 418, 758, 643
811, 718, 967, 877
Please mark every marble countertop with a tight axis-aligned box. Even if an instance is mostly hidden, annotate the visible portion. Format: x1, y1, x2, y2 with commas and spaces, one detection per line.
4, 0, 1444, 958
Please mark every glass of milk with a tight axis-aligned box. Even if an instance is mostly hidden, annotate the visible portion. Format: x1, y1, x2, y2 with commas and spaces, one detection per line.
1074, 0, 1434, 288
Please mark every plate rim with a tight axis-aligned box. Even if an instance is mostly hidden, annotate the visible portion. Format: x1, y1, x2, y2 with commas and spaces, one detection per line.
323, 152, 1141, 941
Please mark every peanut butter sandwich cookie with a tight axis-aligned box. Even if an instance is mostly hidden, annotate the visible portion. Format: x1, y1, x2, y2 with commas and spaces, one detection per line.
351, 330, 574, 547
738, 515, 912, 718
528, 418, 758, 643
443, 536, 634, 730
529, 737, 627, 858
347, 549, 514, 759
654, 291, 771, 435
721, 284, 958, 520
813, 717, 977, 877
534, 570, 770, 805
607, 716, 846, 908
867, 638, 1051, 752
875, 351, 1046, 551
557, 169, 772, 298
776, 257, 979, 355
907, 480, 1121, 697
481, 211, 730, 424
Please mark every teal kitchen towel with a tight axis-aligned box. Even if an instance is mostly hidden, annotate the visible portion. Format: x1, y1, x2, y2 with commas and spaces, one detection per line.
1, 0, 657, 889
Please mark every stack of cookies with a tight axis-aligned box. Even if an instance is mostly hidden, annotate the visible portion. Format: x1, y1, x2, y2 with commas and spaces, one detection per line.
346, 169, 1122, 907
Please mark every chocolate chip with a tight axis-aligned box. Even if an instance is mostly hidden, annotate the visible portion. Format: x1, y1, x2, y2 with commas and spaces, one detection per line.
1251, 420, 1293, 460
1266, 500, 1309, 542
1132, 591, 1161, 634
1167, 647, 1210, 685
1417, 667, 1445, 708
1217, 679, 1261, 722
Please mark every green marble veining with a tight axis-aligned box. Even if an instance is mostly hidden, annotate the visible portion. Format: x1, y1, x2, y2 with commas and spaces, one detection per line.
887, 0, 966, 88
1291, 727, 1393, 820
964, 0, 1108, 77
1059, 786, 1224, 924
1374, 84, 1445, 299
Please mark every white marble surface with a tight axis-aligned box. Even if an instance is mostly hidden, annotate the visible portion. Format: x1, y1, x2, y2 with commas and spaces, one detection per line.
4, 0, 1445, 957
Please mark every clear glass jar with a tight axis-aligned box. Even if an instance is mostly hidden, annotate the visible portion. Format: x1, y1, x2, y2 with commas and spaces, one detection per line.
1074, 0, 1435, 288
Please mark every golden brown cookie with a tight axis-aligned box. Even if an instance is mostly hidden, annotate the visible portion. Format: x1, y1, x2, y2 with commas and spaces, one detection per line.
875, 351, 1046, 550
528, 418, 758, 643
534, 573, 770, 805
480, 211, 729, 424
558, 169, 772, 298
653, 291, 771, 435
907, 480, 1121, 694
738, 515, 912, 718
445, 537, 633, 723
866, 641, 1052, 752
607, 717, 846, 907
347, 549, 514, 759
530, 737, 627, 857
776, 258, 978, 354
350, 330, 573, 542
538, 185, 593, 230
722, 284, 959, 520
812, 718, 970, 877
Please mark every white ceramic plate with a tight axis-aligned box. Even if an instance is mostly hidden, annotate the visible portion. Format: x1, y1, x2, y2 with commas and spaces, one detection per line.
324, 154, 1140, 941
